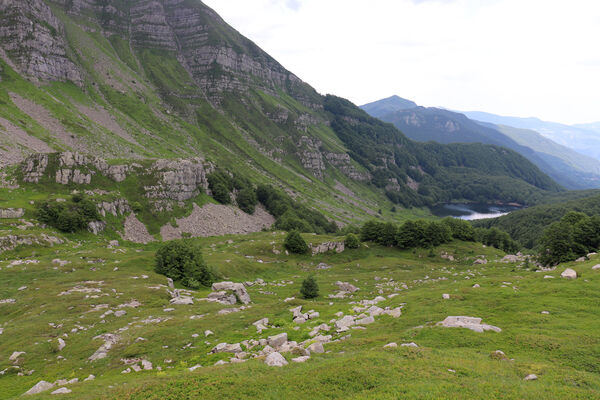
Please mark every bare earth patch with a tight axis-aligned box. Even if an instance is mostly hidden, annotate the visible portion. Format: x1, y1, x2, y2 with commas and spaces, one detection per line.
160, 203, 275, 240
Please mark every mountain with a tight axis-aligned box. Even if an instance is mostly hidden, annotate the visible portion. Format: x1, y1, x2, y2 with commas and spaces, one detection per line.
462, 111, 600, 161
573, 122, 600, 134
360, 97, 600, 189
360, 95, 417, 117
0, 0, 561, 233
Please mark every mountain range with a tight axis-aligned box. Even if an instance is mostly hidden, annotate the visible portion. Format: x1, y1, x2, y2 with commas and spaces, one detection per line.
361, 96, 600, 190
0, 0, 564, 226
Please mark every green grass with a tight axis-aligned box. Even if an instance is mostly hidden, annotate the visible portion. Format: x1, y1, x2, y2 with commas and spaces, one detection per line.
1, 222, 599, 399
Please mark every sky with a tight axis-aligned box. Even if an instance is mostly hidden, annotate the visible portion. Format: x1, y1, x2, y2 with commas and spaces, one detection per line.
202, 0, 600, 125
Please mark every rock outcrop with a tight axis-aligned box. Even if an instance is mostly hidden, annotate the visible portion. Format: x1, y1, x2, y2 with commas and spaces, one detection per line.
0, 208, 24, 219
0, 0, 83, 85
438, 316, 501, 333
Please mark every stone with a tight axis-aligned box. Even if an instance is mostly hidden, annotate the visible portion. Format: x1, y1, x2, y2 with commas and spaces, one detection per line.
291, 356, 310, 363
9, 351, 25, 362
307, 342, 324, 353
89, 334, 120, 361
592, 265, 600, 270
490, 350, 509, 360
472, 284, 481, 288
438, 316, 501, 333
83, 374, 95, 381
188, 364, 202, 371
336, 281, 359, 293
141, 359, 153, 370
114, 310, 127, 317
576, 257, 586, 262
211, 343, 242, 354
401, 342, 418, 348
355, 316, 375, 325
170, 296, 194, 305
541, 311, 550, 315
383, 342, 398, 348
51, 387, 72, 394
204, 330, 214, 337
268, 333, 288, 349
265, 352, 288, 367
57, 338, 66, 351
207, 291, 237, 305
561, 268, 577, 279
211, 282, 251, 304
442, 293, 450, 299
0, 208, 24, 219
25, 380, 54, 395
384, 307, 402, 318
473, 258, 487, 265
167, 278, 175, 289
335, 315, 355, 329
524, 374, 538, 381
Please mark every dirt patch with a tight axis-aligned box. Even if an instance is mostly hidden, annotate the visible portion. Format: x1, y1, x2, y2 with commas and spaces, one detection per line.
9, 93, 88, 153
121, 214, 155, 244
0, 116, 53, 167
76, 104, 139, 146
160, 203, 275, 240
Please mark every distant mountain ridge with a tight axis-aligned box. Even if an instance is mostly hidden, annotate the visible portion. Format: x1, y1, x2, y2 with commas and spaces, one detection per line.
360, 96, 600, 189
462, 111, 600, 161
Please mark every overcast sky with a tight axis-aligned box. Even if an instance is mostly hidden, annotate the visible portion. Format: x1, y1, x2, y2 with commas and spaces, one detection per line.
203, 0, 600, 125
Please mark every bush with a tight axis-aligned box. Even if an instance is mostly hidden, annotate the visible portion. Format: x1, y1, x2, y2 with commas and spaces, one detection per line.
300, 276, 319, 299
236, 187, 257, 214
344, 233, 360, 249
155, 240, 216, 288
36, 195, 100, 233
284, 230, 309, 254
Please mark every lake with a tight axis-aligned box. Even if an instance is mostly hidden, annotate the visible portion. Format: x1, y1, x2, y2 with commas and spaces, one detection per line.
430, 203, 522, 221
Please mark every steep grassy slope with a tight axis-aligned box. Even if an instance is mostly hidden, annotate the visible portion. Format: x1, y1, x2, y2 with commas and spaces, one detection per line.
0, 0, 563, 224
1, 220, 600, 399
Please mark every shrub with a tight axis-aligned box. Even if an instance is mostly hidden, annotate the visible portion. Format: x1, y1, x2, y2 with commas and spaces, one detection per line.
300, 276, 319, 299
155, 240, 215, 288
344, 233, 360, 249
441, 217, 475, 241
284, 230, 309, 254
236, 187, 257, 214
36, 195, 100, 233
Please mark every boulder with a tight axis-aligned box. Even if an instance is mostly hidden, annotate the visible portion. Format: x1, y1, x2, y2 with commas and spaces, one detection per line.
335, 315, 355, 329
25, 381, 54, 395
291, 356, 310, 363
268, 333, 288, 349
9, 351, 25, 362
561, 268, 577, 279
442, 293, 450, 299
355, 316, 375, 325
473, 258, 487, 265
51, 387, 72, 395
524, 374, 538, 381
592, 264, 600, 270
401, 342, 418, 348
210, 343, 242, 354
57, 338, 66, 351
307, 342, 324, 353
336, 281, 359, 293
438, 316, 501, 333
265, 352, 288, 367
170, 296, 194, 305
211, 282, 251, 304
383, 342, 397, 348
384, 307, 402, 318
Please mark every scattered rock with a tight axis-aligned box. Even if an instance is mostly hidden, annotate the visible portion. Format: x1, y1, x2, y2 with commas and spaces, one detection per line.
592, 265, 600, 270
51, 387, 72, 395
188, 364, 202, 372
490, 350, 509, 360
307, 342, 324, 353
210, 343, 242, 354
291, 356, 310, 363
57, 338, 66, 351
210, 282, 251, 304
442, 293, 450, 299
561, 268, 577, 279
9, 351, 25, 362
268, 333, 288, 349
383, 342, 397, 348
83, 375, 95, 381
25, 381, 54, 395
401, 342, 418, 348
524, 374, 538, 381
89, 334, 120, 361
438, 316, 501, 333
265, 352, 288, 367
336, 281, 359, 293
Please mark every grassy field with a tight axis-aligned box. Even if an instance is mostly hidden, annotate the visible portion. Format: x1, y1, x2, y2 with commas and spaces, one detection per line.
1, 225, 599, 399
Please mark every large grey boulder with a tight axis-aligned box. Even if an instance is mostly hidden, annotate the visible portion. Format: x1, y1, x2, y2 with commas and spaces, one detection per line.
211, 282, 251, 304
336, 281, 359, 293
561, 268, 577, 279
268, 333, 288, 349
25, 381, 54, 395
438, 316, 501, 333
265, 352, 288, 367
210, 343, 242, 354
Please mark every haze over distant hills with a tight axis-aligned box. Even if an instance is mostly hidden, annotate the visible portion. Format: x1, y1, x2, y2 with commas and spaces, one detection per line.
361, 96, 600, 190
461, 111, 600, 161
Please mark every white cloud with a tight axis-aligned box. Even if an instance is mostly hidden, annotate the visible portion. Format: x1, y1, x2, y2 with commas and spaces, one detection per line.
203, 0, 600, 124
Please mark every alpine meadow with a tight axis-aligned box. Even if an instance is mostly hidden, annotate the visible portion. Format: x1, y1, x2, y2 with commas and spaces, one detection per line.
1, 1, 600, 399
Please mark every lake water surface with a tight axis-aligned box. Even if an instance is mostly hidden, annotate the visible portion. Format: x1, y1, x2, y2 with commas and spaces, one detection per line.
431, 203, 522, 221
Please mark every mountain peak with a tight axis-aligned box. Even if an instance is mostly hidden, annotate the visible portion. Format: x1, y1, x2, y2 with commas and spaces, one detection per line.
360, 95, 417, 118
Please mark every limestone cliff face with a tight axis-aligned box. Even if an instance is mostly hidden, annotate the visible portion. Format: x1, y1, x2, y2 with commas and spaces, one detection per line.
0, 0, 82, 85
